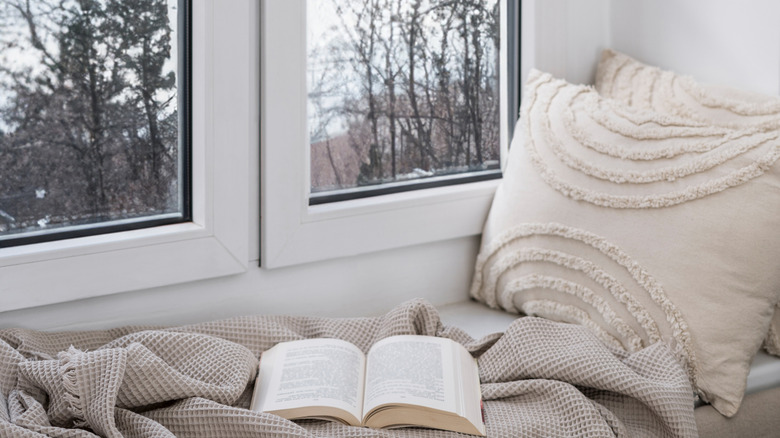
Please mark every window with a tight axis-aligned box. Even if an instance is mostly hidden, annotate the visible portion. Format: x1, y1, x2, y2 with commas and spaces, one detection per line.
0, 0, 250, 313
307, 0, 504, 204
0, 0, 191, 247
261, 0, 518, 268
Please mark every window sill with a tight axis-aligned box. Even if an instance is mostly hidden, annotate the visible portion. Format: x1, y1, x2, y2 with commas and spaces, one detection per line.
307, 179, 500, 222
0, 222, 207, 264
263, 178, 498, 268
0, 226, 246, 313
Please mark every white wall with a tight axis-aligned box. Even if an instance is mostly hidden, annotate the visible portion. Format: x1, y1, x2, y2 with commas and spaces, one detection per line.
527, 0, 780, 95
523, 0, 611, 87
3, 0, 779, 332
610, 0, 780, 95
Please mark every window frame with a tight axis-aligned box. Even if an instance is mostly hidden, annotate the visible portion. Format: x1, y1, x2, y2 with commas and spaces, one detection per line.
0, 0, 254, 312
261, 0, 517, 268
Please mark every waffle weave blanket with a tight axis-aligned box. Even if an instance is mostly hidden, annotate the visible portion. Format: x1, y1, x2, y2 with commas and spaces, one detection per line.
0, 299, 697, 437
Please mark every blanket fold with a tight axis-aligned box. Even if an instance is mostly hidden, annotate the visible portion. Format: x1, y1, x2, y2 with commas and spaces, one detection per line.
0, 299, 698, 437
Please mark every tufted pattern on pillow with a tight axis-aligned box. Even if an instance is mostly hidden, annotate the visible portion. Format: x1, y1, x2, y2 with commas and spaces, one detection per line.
595, 49, 780, 130
595, 48, 780, 358
471, 70, 780, 417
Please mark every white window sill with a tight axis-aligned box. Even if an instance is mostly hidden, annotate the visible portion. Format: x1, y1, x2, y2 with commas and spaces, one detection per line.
0, 222, 207, 263
263, 179, 498, 268
0, 226, 246, 313
307, 179, 499, 222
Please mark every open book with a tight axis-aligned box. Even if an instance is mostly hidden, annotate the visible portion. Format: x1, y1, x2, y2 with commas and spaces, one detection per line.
250, 335, 486, 436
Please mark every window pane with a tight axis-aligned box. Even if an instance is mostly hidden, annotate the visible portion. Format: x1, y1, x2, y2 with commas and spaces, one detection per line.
308, 0, 501, 198
0, 0, 189, 245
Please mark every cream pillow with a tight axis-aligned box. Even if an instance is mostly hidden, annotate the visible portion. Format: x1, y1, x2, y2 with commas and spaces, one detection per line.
471, 70, 780, 417
596, 48, 780, 357
595, 48, 780, 130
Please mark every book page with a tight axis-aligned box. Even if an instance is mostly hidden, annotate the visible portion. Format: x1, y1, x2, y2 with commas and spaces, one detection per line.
455, 341, 485, 435
252, 338, 365, 422
363, 335, 457, 415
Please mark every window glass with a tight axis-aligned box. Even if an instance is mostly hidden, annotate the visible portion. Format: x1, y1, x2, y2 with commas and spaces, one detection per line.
308, 0, 501, 201
0, 0, 189, 246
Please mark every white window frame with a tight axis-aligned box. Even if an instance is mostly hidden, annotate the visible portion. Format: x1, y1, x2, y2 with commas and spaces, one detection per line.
0, 0, 254, 312
261, 0, 513, 268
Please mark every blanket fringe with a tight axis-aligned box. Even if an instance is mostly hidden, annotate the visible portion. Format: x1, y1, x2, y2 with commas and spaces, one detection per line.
59, 346, 88, 428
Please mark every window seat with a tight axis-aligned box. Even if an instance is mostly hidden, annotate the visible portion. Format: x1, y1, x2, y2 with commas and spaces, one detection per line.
438, 299, 780, 437
438, 300, 780, 397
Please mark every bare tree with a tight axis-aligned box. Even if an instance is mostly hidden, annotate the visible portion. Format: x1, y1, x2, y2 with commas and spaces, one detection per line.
307, 0, 500, 190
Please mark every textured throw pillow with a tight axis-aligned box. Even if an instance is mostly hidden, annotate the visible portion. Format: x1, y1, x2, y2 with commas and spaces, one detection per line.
595, 48, 780, 357
595, 48, 780, 130
470, 69, 780, 417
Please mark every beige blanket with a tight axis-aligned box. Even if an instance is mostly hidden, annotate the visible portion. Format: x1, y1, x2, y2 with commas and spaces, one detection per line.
0, 299, 697, 437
